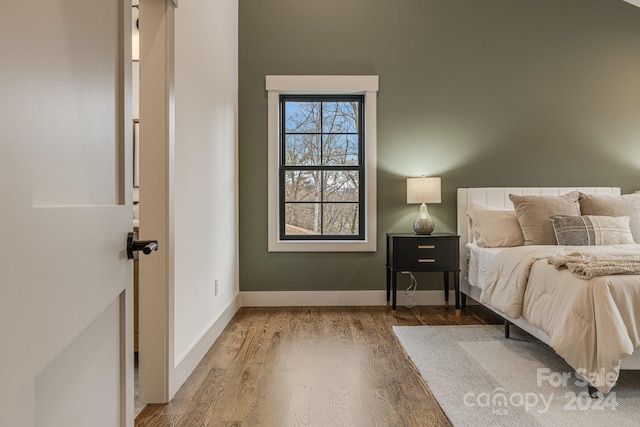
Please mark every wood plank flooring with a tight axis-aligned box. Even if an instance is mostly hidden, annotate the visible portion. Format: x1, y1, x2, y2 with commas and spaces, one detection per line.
135, 306, 502, 427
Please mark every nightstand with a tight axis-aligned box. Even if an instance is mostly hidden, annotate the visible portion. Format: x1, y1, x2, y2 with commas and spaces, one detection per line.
386, 233, 460, 315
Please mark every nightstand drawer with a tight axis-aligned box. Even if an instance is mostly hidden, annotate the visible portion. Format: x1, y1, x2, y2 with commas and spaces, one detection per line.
395, 249, 457, 270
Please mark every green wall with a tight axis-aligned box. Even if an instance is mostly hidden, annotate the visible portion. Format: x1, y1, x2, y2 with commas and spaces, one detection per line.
239, 0, 640, 292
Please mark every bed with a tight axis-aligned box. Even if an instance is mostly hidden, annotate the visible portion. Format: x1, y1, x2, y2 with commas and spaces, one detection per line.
456, 187, 640, 394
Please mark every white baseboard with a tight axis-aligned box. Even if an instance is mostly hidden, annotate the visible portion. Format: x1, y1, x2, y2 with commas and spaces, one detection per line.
172, 293, 242, 395
240, 290, 466, 307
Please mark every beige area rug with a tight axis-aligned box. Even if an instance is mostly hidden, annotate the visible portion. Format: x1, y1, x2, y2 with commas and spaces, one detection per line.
393, 325, 640, 426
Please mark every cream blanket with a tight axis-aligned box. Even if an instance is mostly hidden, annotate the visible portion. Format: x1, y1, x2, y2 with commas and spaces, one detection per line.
480, 244, 640, 393
548, 252, 640, 280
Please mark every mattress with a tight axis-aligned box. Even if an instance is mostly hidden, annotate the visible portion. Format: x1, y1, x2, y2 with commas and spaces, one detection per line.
465, 243, 502, 289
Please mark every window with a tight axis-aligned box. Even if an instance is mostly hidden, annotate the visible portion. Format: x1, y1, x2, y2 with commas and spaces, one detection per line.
280, 95, 364, 240
266, 75, 378, 252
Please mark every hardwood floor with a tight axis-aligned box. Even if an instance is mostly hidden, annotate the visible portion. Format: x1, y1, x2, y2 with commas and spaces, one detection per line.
135, 306, 502, 427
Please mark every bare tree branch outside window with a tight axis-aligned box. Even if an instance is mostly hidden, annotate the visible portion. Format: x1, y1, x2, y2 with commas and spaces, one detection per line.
280, 95, 364, 240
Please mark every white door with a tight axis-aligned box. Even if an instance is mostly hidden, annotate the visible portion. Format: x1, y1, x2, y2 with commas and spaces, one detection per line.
0, 1, 134, 426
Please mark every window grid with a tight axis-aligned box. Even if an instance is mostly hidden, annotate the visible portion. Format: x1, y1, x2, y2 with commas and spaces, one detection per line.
279, 95, 365, 240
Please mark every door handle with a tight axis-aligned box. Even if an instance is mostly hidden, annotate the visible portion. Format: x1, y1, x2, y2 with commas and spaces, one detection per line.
127, 231, 158, 260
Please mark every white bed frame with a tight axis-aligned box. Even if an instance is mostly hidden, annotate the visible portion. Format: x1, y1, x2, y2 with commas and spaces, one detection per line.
456, 187, 640, 370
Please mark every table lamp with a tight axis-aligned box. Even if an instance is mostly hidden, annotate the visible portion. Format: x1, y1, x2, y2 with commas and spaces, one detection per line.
406, 176, 441, 234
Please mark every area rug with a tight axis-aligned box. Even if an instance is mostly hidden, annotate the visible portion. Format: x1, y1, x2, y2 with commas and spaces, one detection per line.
393, 325, 640, 426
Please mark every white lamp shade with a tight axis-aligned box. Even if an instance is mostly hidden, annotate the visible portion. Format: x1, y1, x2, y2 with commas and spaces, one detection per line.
407, 177, 441, 204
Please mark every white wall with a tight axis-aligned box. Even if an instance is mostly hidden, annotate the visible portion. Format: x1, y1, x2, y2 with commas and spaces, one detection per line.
173, 0, 240, 383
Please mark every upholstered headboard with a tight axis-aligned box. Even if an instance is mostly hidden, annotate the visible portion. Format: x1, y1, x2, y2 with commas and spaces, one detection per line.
456, 187, 621, 278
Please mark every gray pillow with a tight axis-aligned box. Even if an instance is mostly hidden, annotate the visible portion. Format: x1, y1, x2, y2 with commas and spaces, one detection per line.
549, 215, 635, 246
509, 192, 580, 245
578, 192, 640, 243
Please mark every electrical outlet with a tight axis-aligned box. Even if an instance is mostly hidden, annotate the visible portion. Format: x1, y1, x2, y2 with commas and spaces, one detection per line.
215, 278, 219, 296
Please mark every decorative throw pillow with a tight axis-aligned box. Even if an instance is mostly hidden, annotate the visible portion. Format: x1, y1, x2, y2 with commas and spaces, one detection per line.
509, 192, 580, 245
549, 215, 635, 246
466, 209, 524, 247
578, 192, 640, 243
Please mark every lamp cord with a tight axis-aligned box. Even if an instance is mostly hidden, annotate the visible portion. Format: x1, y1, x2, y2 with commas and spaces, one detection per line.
402, 272, 417, 308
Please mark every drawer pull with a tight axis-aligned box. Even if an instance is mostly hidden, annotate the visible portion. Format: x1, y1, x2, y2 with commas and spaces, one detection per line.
418, 245, 435, 249
418, 258, 436, 263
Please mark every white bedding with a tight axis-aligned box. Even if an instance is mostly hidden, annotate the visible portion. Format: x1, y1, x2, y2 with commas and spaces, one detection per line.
465, 243, 502, 289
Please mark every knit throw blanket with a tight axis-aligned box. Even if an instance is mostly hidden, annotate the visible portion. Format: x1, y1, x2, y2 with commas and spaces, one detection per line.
548, 252, 640, 280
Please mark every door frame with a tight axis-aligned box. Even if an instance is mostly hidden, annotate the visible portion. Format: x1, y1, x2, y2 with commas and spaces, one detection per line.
138, 0, 179, 403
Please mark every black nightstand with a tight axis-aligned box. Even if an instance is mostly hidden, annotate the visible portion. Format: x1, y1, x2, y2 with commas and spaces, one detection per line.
386, 233, 460, 315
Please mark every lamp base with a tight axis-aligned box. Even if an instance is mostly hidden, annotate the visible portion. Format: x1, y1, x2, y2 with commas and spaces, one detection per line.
413, 203, 434, 235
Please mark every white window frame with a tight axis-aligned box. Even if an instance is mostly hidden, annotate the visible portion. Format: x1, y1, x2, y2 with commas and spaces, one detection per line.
266, 75, 379, 252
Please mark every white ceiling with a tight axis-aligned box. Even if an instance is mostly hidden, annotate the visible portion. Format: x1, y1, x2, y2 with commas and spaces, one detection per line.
623, 0, 640, 8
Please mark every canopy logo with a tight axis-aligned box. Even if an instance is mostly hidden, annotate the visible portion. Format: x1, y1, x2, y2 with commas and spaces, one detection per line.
461, 368, 619, 415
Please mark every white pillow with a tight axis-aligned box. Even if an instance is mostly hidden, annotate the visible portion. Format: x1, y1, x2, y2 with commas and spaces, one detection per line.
466, 208, 525, 248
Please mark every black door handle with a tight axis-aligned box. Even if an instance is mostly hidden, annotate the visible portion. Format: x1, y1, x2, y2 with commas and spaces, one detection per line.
127, 232, 159, 260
